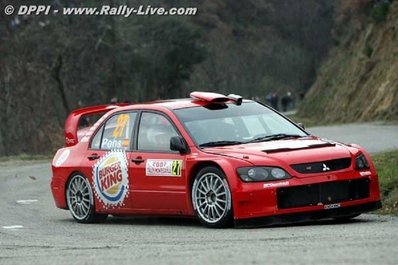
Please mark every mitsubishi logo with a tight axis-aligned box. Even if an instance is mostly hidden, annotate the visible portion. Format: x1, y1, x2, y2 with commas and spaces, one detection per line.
322, 163, 330, 171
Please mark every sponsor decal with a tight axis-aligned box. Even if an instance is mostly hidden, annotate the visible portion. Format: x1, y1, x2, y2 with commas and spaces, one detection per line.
54, 149, 70, 167
102, 138, 123, 149
113, 114, 129, 138
360, 171, 371, 176
100, 138, 129, 149
324, 203, 341, 210
66, 136, 76, 144
122, 139, 130, 147
146, 159, 182, 177
92, 150, 129, 208
263, 181, 289, 188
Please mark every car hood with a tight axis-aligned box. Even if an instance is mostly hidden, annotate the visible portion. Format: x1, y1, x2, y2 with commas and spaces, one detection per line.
202, 137, 358, 166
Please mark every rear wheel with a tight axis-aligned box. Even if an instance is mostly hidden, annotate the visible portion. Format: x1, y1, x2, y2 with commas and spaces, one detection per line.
66, 173, 107, 223
192, 167, 233, 228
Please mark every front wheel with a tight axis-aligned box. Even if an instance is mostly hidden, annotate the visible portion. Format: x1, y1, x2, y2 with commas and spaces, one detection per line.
192, 167, 233, 228
66, 173, 107, 223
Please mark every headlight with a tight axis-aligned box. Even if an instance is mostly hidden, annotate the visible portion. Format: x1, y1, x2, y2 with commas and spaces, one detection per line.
355, 154, 369, 170
237, 167, 291, 182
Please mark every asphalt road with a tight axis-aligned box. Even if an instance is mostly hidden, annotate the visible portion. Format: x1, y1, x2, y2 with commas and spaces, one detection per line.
308, 121, 398, 153
1, 122, 398, 265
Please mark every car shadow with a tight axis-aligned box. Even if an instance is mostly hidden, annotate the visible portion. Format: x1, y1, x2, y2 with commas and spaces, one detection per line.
262, 217, 372, 229
55, 215, 374, 229
105, 216, 203, 227
55, 215, 204, 228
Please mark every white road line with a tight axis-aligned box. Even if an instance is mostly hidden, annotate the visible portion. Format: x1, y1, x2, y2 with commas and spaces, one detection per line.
16, 199, 38, 205
2, 225, 24, 229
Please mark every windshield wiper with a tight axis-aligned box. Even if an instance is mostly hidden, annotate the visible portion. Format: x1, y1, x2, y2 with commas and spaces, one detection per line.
246, 134, 302, 143
199, 140, 244, 147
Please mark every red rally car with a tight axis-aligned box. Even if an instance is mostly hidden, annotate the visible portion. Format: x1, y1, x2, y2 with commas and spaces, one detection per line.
51, 91, 381, 228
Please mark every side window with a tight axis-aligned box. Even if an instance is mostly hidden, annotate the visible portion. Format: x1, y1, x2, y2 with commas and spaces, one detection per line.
91, 125, 104, 149
137, 112, 178, 151
90, 112, 137, 150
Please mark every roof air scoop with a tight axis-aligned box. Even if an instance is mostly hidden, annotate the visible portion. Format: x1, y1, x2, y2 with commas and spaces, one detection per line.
227, 94, 242, 105
190, 91, 242, 105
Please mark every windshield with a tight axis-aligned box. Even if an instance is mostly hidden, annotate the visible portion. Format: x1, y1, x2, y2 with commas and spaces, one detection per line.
174, 102, 308, 147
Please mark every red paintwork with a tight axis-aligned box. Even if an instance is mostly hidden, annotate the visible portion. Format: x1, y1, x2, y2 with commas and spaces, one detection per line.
51, 92, 381, 223
64, 103, 128, 146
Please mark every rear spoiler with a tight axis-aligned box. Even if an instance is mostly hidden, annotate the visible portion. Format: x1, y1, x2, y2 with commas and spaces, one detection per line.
64, 103, 128, 147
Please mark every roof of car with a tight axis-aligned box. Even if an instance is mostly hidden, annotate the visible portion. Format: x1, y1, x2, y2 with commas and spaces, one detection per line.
142, 98, 207, 109
117, 98, 253, 111
114, 92, 252, 111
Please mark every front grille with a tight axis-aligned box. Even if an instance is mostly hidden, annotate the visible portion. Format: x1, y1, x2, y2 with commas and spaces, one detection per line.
277, 178, 370, 209
291, 158, 352, 174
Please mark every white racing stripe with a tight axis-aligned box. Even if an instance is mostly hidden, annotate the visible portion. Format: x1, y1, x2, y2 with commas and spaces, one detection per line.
16, 199, 38, 205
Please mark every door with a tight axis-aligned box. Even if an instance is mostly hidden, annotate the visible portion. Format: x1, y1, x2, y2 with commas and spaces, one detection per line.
129, 111, 188, 214
81, 111, 138, 212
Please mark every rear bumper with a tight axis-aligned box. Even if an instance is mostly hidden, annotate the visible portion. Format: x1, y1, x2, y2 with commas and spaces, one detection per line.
51, 177, 68, 209
234, 201, 381, 228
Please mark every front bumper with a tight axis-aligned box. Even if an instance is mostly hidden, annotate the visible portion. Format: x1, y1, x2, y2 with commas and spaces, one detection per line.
232, 170, 381, 223
235, 201, 381, 228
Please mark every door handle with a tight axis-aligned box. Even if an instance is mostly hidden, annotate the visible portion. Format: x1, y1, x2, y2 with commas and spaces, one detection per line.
87, 154, 100, 160
131, 157, 145, 164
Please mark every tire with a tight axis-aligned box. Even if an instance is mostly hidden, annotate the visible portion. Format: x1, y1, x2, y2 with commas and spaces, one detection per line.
192, 166, 233, 228
66, 173, 107, 223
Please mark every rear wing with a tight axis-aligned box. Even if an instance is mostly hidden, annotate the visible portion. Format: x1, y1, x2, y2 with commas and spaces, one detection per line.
64, 103, 128, 147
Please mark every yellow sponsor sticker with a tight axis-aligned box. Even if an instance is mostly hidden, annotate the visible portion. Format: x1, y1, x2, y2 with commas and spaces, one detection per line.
172, 160, 182, 176
113, 114, 129, 138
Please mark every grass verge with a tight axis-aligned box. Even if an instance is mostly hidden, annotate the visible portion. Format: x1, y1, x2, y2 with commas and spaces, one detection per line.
372, 150, 398, 215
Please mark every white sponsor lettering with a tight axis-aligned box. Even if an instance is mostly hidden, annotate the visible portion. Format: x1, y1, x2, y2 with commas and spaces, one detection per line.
263, 181, 290, 188
324, 203, 341, 210
360, 171, 371, 176
102, 138, 122, 149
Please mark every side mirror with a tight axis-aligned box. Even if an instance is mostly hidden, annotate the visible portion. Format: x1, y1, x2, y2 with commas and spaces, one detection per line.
297, 123, 305, 130
170, 136, 189, 154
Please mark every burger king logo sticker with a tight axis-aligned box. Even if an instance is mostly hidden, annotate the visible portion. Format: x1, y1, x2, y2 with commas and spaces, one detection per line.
92, 150, 129, 208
